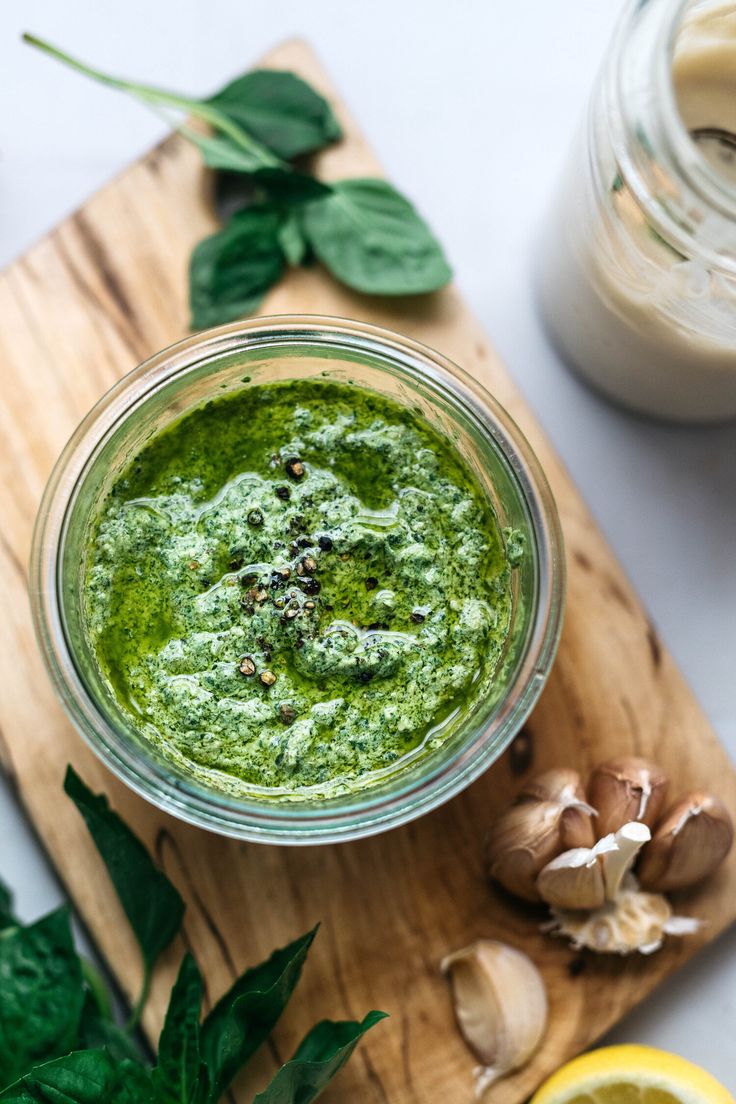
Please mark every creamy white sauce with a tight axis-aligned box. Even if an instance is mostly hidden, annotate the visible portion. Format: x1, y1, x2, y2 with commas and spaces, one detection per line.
539, 3, 736, 422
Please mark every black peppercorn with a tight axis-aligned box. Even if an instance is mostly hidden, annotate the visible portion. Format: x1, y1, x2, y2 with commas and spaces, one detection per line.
318, 535, 333, 552
300, 577, 321, 596
365, 577, 378, 591
410, 610, 426, 624
285, 457, 305, 480
275, 485, 291, 501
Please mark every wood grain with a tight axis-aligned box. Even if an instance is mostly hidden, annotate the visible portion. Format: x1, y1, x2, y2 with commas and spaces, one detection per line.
1, 38, 735, 1104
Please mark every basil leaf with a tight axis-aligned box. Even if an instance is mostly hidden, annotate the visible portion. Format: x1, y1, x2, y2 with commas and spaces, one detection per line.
0, 1051, 155, 1104
277, 213, 308, 267
207, 70, 341, 160
253, 1011, 387, 1104
253, 168, 332, 206
77, 995, 143, 1067
153, 954, 206, 1104
185, 131, 266, 175
0, 908, 85, 1088
189, 206, 286, 330
23, 36, 281, 171
0, 877, 18, 930
64, 767, 185, 1025
301, 178, 452, 295
200, 927, 317, 1103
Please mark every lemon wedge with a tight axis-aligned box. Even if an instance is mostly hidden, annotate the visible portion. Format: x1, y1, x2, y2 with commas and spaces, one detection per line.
531, 1045, 735, 1104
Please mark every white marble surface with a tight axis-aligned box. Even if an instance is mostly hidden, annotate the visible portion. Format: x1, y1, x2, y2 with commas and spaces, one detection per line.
2, 0, 735, 1086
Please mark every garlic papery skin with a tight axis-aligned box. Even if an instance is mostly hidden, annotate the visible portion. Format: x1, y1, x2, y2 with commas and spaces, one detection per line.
601, 821, 651, 900
486, 800, 591, 902
546, 877, 702, 955
441, 940, 547, 1094
536, 835, 618, 911
517, 768, 597, 816
588, 757, 669, 837
638, 790, 734, 892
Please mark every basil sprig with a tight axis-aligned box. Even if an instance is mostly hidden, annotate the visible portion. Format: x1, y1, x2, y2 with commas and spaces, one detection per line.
24, 34, 452, 328
0, 769, 385, 1103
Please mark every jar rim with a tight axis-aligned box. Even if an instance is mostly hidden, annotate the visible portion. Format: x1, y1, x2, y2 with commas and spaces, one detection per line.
30, 315, 565, 844
606, 0, 736, 267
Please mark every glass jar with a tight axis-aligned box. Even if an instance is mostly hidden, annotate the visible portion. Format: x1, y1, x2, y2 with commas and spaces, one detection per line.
30, 317, 564, 844
537, 0, 736, 422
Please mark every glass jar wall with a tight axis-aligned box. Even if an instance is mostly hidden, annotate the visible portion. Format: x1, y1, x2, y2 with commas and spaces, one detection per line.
537, 1, 736, 423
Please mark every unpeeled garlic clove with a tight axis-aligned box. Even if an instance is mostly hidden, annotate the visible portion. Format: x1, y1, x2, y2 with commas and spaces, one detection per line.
516, 768, 597, 852
441, 939, 547, 1094
517, 768, 595, 812
486, 801, 584, 902
588, 757, 669, 837
638, 790, 734, 893
536, 835, 617, 911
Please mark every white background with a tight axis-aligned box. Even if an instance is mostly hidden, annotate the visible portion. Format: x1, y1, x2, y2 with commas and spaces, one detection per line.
2, 0, 735, 1085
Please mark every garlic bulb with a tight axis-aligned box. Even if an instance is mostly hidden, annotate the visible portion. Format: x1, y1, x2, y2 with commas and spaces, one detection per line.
638, 790, 734, 892
441, 940, 548, 1095
588, 757, 668, 837
487, 800, 596, 902
546, 877, 702, 955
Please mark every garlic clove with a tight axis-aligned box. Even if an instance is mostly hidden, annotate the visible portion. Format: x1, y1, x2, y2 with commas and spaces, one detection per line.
559, 803, 597, 851
601, 821, 651, 901
441, 939, 547, 1093
486, 801, 577, 902
517, 768, 596, 814
516, 769, 597, 852
588, 757, 669, 837
546, 882, 700, 955
638, 790, 734, 893
536, 836, 617, 911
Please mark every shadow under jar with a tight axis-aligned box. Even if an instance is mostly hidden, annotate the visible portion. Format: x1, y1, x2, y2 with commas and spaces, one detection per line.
538, 0, 736, 423
31, 317, 564, 844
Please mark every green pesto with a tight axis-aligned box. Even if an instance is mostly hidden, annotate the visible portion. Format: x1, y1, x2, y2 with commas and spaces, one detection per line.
84, 380, 515, 796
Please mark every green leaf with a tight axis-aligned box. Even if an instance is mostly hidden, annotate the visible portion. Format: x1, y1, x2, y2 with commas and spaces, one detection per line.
200, 927, 317, 1103
300, 178, 452, 295
207, 69, 341, 160
211, 169, 330, 228
63, 766, 185, 1025
0, 877, 18, 930
153, 954, 206, 1104
253, 1012, 387, 1104
76, 994, 143, 1067
0, 908, 85, 1088
277, 213, 308, 267
254, 168, 332, 206
183, 130, 266, 174
23, 35, 282, 170
0, 1051, 155, 1104
189, 206, 286, 330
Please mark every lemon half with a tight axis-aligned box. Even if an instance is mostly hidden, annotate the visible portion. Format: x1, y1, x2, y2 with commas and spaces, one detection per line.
531, 1045, 735, 1104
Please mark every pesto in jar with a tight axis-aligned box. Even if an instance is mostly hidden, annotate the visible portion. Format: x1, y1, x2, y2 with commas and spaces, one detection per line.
84, 380, 518, 797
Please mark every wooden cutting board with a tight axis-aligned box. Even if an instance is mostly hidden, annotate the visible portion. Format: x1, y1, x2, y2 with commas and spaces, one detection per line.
1, 38, 735, 1104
